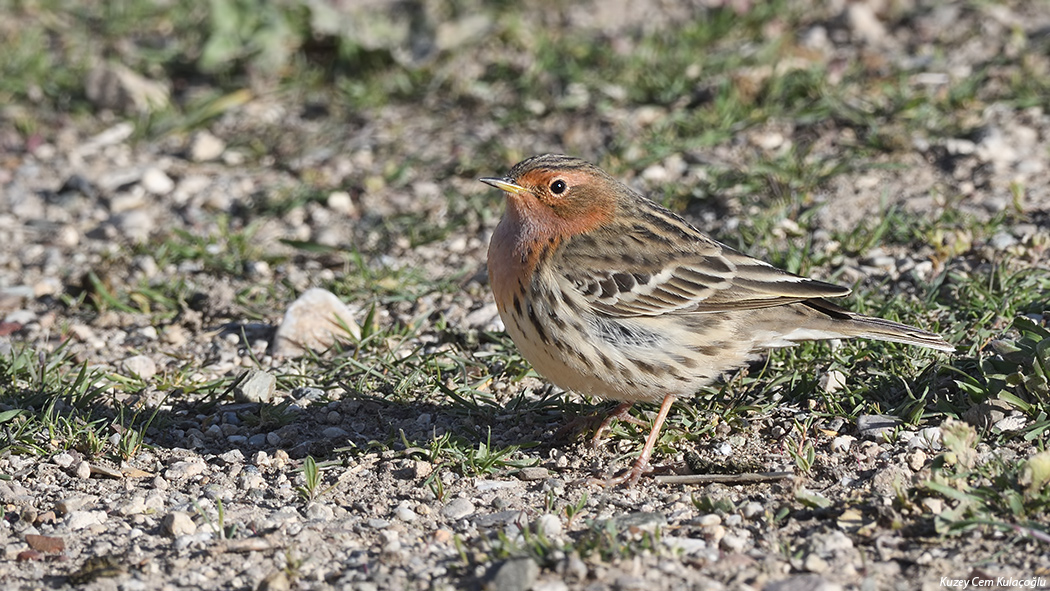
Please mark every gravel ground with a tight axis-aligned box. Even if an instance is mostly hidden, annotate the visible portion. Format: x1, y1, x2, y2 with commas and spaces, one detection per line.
2, 1, 1050, 590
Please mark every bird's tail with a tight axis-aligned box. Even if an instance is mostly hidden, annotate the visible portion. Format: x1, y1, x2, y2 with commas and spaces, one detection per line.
804, 299, 955, 353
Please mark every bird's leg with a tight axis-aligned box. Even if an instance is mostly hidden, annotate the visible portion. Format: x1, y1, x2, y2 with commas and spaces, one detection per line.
600, 394, 677, 488
590, 402, 648, 446
554, 401, 647, 445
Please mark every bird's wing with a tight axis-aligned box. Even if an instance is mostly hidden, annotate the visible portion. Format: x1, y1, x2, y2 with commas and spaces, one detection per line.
560, 222, 850, 318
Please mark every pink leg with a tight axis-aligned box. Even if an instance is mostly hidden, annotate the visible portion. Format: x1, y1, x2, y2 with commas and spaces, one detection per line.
590, 402, 648, 447
599, 394, 677, 488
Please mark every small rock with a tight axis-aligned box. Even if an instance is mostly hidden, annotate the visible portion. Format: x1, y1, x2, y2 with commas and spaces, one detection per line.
663, 536, 707, 555
803, 553, 829, 573
121, 355, 157, 380
25, 534, 65, 554
906, 449, 928, 472
765, 575, 843, 591
116, 496, 147, 516
611, 511, 667, 530
812, 530, 853, 555
327, 191, 357, 216
921, 497, 944, 514
162, 511, 196, 536
856, 414, 900, 439
218, 450, 245, 465
697, 514, 721, 527
52, 453, 75, 469
165, 460, 207, 480
189, 130, 226, 162
66, 510, 106, 530
141, 168, 175, 195
75, 461, 91, 480
534, 513, 562, 537
701, 524, 725, 544
846, 2, 889, 46
272, 288, 362, 357
234, 369, 276, 403
830, 435, 855, 453
395, 503, 418, 522
55, 496, 93, 515
994, 414, 1027, 432
440, 498, 475, 520
742, 502, 764, 519
85, 63, 170, 114
114, 209, 155, 243
257, 571, 292, 591
322, 427, 349, 439
720, 532, 749, 552
820, 370, 846, 394
305, 503, 334, 520
871, 465, 911, 498
517, 466, 549, 481
910, 427, 942, 450
490, 557, 539, 591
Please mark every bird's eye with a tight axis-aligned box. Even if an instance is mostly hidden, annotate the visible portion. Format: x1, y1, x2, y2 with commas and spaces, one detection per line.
550, 179, 567, 194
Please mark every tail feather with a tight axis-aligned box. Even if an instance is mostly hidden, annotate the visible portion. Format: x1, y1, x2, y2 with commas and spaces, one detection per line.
804, 299, 955, 353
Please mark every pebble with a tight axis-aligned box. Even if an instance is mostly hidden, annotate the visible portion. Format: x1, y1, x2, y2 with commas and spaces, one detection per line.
52, 453, 75, 469
115, 209, 155, 243
55, 496, 94, 515
218, 450, 245, 465
663, 536, 707, 555
766, 575, 843, 591
803, 553, 829, 573
257, 571, 292, 591
720, 532, 749, 552
831, 435, 855, 453
165, 460, 207, 480
742, 502, 764, 519
906, 449, 928, 471
162, 511, 197, 537
66, 510, 107, 530
321, 427, 349, 439
534, 513, 562, 537
121, 354, 157, 380
395, 503, 418, 522
271, 288, 362, 357
490, 557, 539, 591
612, 512, 667, 530
812, 531, 854, 555
516, 466, 550, 481
440, 498, 475, 520
305, 503, 334, 520
327, 191, 357, 216
856, 414, 900, 439
189, 131, 226, 162
75, 461, 91, 480
85, 63, 170, 114
910, 427, 942, 450
234, 369, 276, 403
141, 167, 175, 195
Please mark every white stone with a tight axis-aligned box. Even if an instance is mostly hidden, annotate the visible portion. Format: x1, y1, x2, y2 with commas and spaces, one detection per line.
272, 288, 362, 357
141, 168, 175, 195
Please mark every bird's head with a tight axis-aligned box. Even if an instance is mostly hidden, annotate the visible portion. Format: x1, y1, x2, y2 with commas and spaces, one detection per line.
481, 154, 622, 237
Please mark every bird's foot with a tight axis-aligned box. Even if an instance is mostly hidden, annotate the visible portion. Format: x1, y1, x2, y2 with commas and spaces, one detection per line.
578, 457, 655, 488
553, 402, 645, 445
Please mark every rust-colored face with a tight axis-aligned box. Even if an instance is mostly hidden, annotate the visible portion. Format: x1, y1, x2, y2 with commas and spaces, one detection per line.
481, 166, 617, 237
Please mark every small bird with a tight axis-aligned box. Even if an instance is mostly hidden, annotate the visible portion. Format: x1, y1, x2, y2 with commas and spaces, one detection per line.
481, 154, 953, 486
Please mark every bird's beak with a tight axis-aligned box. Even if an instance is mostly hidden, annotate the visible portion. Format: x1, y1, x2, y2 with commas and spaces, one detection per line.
480, 177, 528, 196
